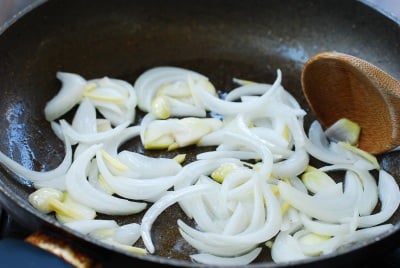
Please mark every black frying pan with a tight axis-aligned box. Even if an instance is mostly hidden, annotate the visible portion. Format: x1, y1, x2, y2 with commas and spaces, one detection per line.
0, 0, 400, 267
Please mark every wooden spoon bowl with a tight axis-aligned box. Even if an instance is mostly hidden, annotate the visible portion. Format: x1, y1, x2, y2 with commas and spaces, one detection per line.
301, 51, 400, 154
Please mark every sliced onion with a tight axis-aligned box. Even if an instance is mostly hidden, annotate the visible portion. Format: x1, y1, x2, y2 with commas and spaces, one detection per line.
196, 150, 259, 161
278, 179, 358, 223
59, 119, 130, 145
221, 131, 274, 179
177, 177, 282, 245
117, 150, 182, 178
65, 144, 147, 215
272, 147, 309, 179
299, 214, 353, 236
192, 70, 282, 115
174, 158, 243, 190
223, 202, 252, 235
190, 247, 262, 266
135, 66, 211, 115
87, 77, 137, 125
110, 223, 141, 246
225, 82, 273, 101
141, 184, 215, 253
72, 98, 97, 134
0, 135, 72, 183
292, 229, 342, 256
44, 72, 86, 121
186, 194, 224, 233
305, 121, 353, 164
280, 207, 301, 232
64, 219, 119, 234
271, 230, 308, 263
356, 170, 400, 227
96, 150, 178, 201
320, 164, 378, 216
179, 220, 256, 256
167, 97, 207, 118
33, 175, 66, 190
101, 126, 141, 157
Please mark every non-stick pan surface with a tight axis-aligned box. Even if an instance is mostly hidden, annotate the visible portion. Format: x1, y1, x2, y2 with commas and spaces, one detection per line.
0, 0, 400, 267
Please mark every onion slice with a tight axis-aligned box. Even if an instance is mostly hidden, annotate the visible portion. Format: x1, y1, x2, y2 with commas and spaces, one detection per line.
190, 247, 262, 266
141, 184, 215, 253
65, 144, 147, 215
44, 72, 86, 121
0, 135, 72, 184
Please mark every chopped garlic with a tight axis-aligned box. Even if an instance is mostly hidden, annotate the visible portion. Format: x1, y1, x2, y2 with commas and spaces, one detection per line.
109, 243, 147, 255
325, 118, 360, 145
29, 188, 96, 223
301, 166, 336, 194
83, 92, 125, 103
29, 188, 64, 214
83, 82, 97, 92
265, 241, 274, 248
282, 125, 291, 141
167, 142, 180, 151
338, 142, 380, 169
173, 154, 186, 164
144, 135, 175, 150
96, 119, 112, 132
101, 150, 129, 172
151, 95, 171, 119
89, 222, 144, 254
211, 162, 242, 183
281, 201, 291, 214
96, 174, 115, 195
55, 193, 97, 223
298, 233, 331, 247
232, 78, 256, 86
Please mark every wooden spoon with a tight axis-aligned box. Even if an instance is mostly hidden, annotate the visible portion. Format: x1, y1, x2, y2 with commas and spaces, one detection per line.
301, 51, 400, 155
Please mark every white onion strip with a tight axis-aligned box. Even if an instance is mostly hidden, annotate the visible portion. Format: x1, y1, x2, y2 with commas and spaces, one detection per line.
176, 177, 282, 245
319, 164, 378, 216
65, 144, 147, 215
59, 119, 130, 145
192, 70, 282, 115
141, 184, 215, 253
190, 247, 262, 266
299, 214, 353, 236
95, 151, 178, 201
357, 170, 400, 227
44, 72, 86, 121
278, 179, 359, 223
65, 219, 119, 234
0, 135, 72, 183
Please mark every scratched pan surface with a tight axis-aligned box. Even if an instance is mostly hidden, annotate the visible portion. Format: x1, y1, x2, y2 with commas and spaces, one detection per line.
0, 0, 400, 267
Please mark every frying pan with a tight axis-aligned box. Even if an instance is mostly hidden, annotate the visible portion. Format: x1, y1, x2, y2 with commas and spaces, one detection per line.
0, 0, 399, 267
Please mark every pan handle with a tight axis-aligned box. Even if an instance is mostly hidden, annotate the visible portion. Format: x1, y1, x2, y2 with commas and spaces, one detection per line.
0, 206, 104, 267
0, 231, 102, 268
25, 231, 102, 268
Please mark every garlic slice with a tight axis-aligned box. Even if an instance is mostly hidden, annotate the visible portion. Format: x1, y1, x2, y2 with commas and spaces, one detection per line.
325, 118, 360, 145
